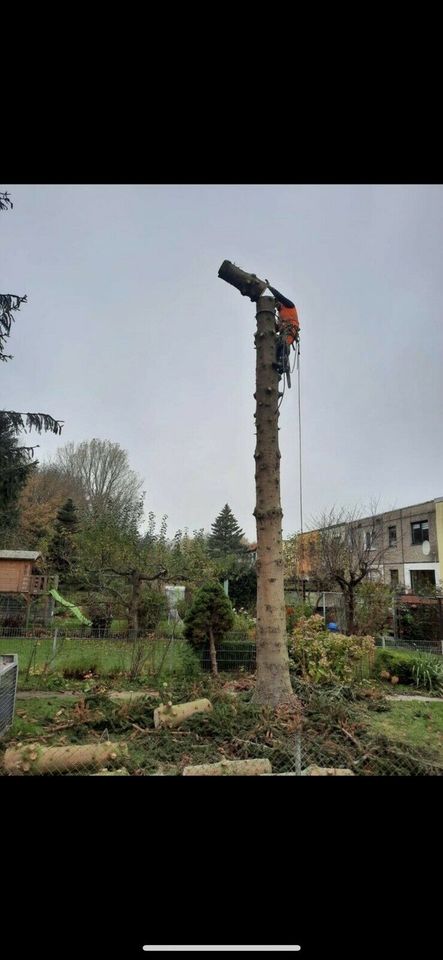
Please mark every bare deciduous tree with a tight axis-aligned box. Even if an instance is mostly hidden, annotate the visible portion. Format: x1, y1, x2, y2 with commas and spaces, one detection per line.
53, 439, 144, 527
313, 503, 388, 634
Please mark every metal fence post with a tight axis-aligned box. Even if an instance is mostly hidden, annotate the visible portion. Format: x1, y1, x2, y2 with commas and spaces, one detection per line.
52, 627, 58, 660
294, 732, 302, 775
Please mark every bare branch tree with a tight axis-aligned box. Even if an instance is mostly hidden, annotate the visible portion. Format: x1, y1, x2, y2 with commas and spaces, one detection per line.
312, 503, 388, 633
53, 439, 144, 527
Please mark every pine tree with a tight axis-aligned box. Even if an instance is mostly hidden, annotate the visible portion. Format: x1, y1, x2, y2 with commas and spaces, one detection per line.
55, 498, 79, 532
47, 499, 79, 584
0, 412, 36, 540
208, 504, 246, 558
1, 190, 63, 527
184, 581, 234, 676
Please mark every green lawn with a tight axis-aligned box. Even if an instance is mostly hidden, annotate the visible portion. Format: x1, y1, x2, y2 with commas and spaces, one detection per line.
11, 697, 79, 739
0, 635, 199, 687
367, 700, 443, 762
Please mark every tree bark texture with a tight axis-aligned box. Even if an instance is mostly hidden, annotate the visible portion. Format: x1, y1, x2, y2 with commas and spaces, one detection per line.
218, 261, 267, 302
252, 296, 296, 708
183, 758, 272, 776
209, 626, 218, 676
128, 571, 140, 638
3, 741, 128, 775
153, 698, 212, 729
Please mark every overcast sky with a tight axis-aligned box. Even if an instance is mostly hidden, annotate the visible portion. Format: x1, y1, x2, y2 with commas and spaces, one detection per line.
1, 184, 442, 540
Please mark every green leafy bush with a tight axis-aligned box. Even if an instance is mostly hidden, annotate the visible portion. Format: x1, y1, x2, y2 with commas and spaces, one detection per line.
376, 648, 443, 693
155, 618, 185, 638
375, 649, 417, 684
354, 581, 393, 636
285, 602, 314, 633
138, 591, 168, 632
198, 638, 256, 673
289, 614, 375, 684
226, 610, 256, 642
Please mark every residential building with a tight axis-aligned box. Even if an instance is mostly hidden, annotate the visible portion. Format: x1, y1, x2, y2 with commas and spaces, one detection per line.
291, 497, 443, 593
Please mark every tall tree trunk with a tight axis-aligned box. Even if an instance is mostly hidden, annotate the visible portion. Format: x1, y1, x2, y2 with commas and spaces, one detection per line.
252, 295, 296, 707
209, 626, 218, 676
128, 571, 140, 640
343, 586, 355, 635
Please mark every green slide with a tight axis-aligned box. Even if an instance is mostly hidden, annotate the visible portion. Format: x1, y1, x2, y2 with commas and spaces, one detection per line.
49, 589, 92, 626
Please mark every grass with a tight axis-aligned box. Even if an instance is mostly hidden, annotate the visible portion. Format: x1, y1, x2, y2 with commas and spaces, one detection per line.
11, 698, 79, 740
0, 635, 200, 687
3, 674, 443, 775
367, 700, 443, 761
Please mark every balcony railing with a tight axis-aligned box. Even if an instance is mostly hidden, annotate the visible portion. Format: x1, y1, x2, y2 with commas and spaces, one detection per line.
0, 574, 58, 595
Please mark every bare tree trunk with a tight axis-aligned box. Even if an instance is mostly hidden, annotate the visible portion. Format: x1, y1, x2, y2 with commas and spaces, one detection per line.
343, 586, 355, 635
252, 295, 296, 708
209, 626, 218, 676
128, 571, 140, 640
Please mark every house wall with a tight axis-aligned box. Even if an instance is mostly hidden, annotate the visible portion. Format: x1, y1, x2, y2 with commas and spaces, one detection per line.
380, 501, 438, 586
435, 499, 443, 584
290, 498, 442, 590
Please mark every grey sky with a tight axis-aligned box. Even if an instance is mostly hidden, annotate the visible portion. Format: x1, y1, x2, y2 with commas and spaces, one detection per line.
1, 184, 442, 540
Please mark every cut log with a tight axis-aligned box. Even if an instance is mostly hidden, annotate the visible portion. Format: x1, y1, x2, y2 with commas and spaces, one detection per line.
3, 741, 128, 775
183, 758, 272, 776
92, 768, 130, 776
109, 691, 159, 702
154, 698, 212, 729
301, 765, 355, 776
218, 260, 267, 302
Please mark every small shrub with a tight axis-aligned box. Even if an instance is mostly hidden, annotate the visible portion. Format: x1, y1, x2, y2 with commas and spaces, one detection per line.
184, 581, 234, 675
226, 611, 256, 642
63, 663, 98, 679
376, 648, 443, 693
193, 635, 256, 673
354, 581, 392, 637
138, 591, 168, 633
375, 649, 416, 685
174, 643, 202, 678
2, 615, 25, 631
411, 653, 443, 694
289, 615, 375, 684
176, 599, 189, 620
155, 618, 185, 638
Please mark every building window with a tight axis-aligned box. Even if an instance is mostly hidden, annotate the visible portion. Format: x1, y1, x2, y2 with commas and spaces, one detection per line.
365, 531, 374, 550
388, 525, 397, 547
410, 569, 436, 593
411, 520, 429, 545
390, 569, 399, 586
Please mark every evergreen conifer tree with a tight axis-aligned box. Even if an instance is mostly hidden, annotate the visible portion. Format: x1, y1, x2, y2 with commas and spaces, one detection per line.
208, 504, 245, 558
47, 499, 79, 584
1, 190, 63, 536
184, 581, 234, 675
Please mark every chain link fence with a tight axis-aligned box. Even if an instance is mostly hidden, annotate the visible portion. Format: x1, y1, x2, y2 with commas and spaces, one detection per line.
0, 620, 442, 776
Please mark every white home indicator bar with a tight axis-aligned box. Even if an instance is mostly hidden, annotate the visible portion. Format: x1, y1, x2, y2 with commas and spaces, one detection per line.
143, 948, 301, 953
